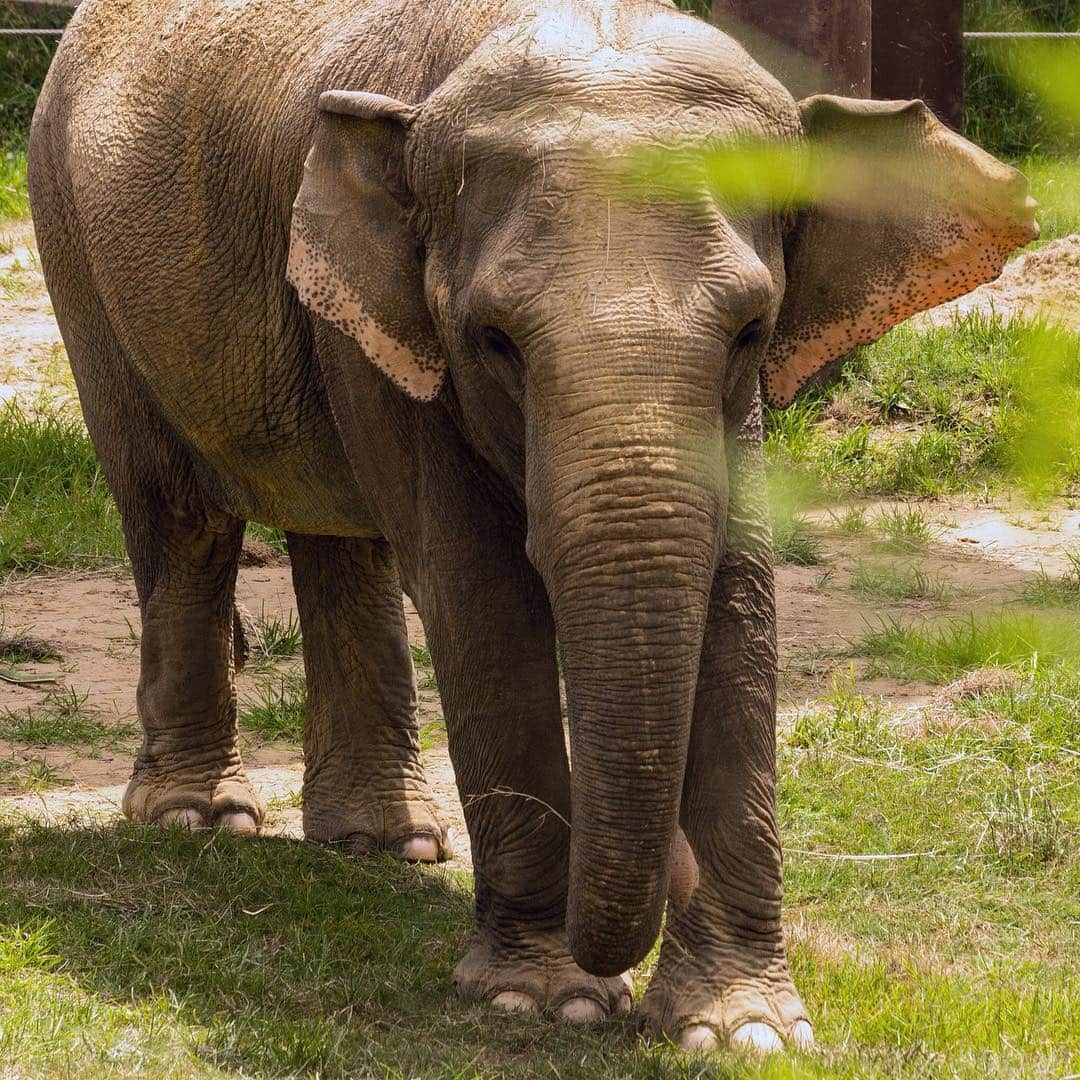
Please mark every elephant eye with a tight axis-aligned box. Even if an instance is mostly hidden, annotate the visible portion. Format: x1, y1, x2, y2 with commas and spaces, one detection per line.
481, 326, 523, 366
732, 318, 766, 351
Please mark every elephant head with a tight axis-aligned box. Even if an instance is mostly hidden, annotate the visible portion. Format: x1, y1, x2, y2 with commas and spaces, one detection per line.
287, 6, 1035, 976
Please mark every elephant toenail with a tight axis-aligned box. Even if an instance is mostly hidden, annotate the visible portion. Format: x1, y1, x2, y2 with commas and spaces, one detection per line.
397, 835, 441, 862
677, 1024, 718, 1051
217, 811, 259, 835
730, 1021, 784, 1053
792, 1019, 815, 1050
157, 808, 206, 830
556, 997, 605, 1023
491, 991, 538, 1013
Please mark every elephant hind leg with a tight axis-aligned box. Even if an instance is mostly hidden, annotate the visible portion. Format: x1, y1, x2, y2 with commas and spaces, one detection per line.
39, 221, 263, 834
285, 532, 450, 862
123, 502, 262, 833
100, 376, 260, 831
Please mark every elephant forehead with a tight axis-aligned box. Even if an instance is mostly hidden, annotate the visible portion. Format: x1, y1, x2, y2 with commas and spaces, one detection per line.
420, 77, 795, 161
413, 3, 799, 168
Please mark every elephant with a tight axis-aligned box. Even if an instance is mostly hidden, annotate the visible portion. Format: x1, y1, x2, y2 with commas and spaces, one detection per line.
28, 0, 1035, 1052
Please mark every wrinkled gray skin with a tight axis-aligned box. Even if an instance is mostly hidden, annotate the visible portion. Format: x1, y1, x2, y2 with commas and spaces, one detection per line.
29, 0, 1034, 1051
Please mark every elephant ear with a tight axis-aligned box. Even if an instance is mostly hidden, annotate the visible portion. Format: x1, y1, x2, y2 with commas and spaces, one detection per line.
287, 90, 446, 401
761, 95, 1038, 407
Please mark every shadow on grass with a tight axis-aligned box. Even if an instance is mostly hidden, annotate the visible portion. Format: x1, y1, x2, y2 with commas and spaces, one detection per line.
0, 821, 706, 1079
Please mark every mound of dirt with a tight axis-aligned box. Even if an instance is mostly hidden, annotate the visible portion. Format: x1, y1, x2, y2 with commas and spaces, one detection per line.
899, 667, 1023, 738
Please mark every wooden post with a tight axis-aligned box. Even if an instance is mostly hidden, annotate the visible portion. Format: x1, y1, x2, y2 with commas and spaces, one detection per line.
712, 0, 872, 99
872, 0, 964, 130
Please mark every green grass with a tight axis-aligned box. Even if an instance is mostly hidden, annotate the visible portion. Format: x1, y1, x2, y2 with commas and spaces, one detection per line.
1022, 550, 1080, 606
947, 663, 1080, 750
849, 561, 949, 602
872, 506, 936, 550
0, 403, 126, 575
856, 608, 1080, 682
243, 522, 288, 554
1019, 155, 1080, 243
776, 661, 1076, 1077
238, 670, 306, 741
0, 756, 69, 792
766, 315, 1080, 500
410, 643, 439, 689
772, 513, 826, 566
0, 755, 67, 792
0, 147, 29, 223
0, 655, 1072, 1078
0, 406, 300, 576
245, 609, 302, 670
0, 686, 135, 748
964, 0, 1080, 159
827, 506, 870, 536
238, 662, 445, 747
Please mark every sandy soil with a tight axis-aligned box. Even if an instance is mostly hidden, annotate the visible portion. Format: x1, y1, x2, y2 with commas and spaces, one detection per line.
1, 219, 1078, 870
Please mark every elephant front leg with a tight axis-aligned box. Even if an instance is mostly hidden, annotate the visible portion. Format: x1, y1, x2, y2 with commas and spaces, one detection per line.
638, 427, 813, 1053
417, 530, 630, 1023
286, 532, 450, 862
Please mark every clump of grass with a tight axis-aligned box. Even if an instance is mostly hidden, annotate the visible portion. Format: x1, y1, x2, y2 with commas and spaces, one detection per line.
239, 671, 306, 741
980, 785, 1068, 869
772, 514, 825, 565
0, 687, 134, 747
828, 505, 870, 536
850, 560, 950, 602
1022, 551, 1080, 607
409, 643, 438, 690
874, 505, 936, 550
764, 397, 822, 462
857, 609, 1080, 683
0, 403, 125, 575
246, 609, 302, 668
788, 668, 889, 750
16, 759, 68, 793
0, 259, 34, 299
0, 755, 69, 792
265, 789, 302, 812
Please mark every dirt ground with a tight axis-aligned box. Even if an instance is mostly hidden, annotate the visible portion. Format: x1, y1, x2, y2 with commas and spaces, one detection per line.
2, 219, 1079, 875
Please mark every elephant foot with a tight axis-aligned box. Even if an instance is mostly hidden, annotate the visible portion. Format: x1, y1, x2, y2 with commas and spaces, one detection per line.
637, 935, 812, 1054
303, 787, 453, 864
123, 760, 265, 834
454, 928, 632, 1022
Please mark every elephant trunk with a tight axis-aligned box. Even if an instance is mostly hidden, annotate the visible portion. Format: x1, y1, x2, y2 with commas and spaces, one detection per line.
525, 389, 724, 976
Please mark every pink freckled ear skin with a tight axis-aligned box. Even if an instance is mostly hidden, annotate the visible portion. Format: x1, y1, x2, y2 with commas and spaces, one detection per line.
764, 95, 1038, 408
286, 98, 447, 402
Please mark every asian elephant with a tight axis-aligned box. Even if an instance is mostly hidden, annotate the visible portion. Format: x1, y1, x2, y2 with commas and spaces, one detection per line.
28, 0, 1034, 1052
